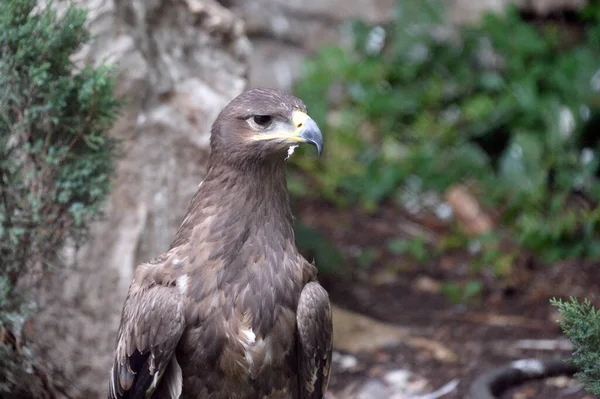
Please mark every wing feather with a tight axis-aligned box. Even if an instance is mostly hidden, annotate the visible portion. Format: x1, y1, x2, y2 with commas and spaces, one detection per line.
296, 281, 333, 399
109, 282, 186, 399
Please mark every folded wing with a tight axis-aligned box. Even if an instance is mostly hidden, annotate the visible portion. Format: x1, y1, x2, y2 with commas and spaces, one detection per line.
109, 281, 186, 399
296, 281, 333, 399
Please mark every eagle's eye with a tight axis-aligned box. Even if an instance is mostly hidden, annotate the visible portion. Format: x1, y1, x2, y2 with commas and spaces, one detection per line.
252, 115, 272, 127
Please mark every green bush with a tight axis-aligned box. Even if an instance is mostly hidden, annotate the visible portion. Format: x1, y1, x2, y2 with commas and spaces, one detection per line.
552, 298, 600, 396
294, 1, 600, 266
0, 0, 120, 395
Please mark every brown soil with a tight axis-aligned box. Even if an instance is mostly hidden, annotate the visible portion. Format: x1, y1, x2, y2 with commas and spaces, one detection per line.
295, 199, 600, 399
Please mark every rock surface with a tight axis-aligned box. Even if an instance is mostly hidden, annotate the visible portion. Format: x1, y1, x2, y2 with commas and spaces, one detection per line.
33, 0, 249, 396
225, 0, 397, 90
227, 0, 588, 90
332, 305, 456, 362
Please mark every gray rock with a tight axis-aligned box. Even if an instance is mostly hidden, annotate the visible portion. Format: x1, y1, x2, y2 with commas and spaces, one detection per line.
32, 0, 249, 396
226, 0, 397, 90
226, 0, 588, 90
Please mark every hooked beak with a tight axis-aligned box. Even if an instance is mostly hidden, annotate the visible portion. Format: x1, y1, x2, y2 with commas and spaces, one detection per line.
291, 110, 323, 155
251, 110, 323, 156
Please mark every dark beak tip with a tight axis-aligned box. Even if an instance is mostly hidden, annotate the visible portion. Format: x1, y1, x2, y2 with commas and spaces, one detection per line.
300, 118, 324, 156
316, 143, 323, 156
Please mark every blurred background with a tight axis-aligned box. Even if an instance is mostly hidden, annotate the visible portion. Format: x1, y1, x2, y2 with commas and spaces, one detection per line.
1, 0, 600, 398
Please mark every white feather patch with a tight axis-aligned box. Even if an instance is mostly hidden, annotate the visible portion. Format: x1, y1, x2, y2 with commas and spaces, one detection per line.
241, 328, 256, 345
176, 275, 189, 295
237, 329, 274, 371
165, 357, 183, 399
150, 371, 160, 391
172, 256, 187, 265
109, 366, 118, 398
285, 145, 298, 160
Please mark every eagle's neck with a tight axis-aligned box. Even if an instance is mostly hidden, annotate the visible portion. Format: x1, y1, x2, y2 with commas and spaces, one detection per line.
170, 160, 295, 251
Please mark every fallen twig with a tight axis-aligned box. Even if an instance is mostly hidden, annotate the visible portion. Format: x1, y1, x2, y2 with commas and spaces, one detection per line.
435, 311, 551, 330
516, 339, 573, 351
406, 378, 460, 399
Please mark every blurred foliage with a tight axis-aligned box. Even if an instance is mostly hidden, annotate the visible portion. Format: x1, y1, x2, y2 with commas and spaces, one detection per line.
441, 280, 483, 305
295, 223, 344, 274
387, 237, 430, 264
294, 0, 600, 272
552, 297, 600, 395
0, 0, 120, 395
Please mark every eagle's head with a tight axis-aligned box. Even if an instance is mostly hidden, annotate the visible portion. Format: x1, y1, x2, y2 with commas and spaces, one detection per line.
210, 88, 323, 165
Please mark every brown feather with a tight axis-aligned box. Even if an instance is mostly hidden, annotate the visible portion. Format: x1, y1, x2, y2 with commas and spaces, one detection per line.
109, 89, 331, 399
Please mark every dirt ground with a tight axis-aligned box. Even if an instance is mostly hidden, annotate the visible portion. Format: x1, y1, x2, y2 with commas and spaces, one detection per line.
296, 200, 600, 399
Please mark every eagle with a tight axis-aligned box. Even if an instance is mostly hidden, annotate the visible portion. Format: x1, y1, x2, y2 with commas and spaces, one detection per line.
108, 88, 333, 399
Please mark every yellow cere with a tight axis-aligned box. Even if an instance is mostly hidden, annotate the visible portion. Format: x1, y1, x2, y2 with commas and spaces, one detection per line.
252, 110, 311, 142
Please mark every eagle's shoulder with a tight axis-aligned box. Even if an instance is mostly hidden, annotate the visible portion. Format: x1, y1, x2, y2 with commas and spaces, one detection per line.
133, 246, 191, 289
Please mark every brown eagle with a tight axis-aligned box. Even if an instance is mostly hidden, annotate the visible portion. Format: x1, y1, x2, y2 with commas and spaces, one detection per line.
108, 89, 332, 399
